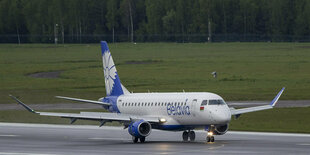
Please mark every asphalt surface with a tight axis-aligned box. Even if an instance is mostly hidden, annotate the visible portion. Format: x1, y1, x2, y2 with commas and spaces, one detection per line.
0, 123, 309, 155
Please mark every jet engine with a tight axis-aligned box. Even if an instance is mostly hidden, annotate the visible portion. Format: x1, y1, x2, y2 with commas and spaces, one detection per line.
128, 120, 152, 138
213, 124, 229, 135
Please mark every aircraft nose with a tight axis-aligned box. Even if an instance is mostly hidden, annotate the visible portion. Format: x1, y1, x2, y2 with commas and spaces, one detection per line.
214, 109, 231, 124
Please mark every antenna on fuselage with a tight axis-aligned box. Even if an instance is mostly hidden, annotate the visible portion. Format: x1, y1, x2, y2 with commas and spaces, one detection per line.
183, 89, 185, 93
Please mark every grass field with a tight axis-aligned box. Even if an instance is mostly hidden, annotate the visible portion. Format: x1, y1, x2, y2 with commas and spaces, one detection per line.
1, 107, 309, 133
1, 43, 310, 104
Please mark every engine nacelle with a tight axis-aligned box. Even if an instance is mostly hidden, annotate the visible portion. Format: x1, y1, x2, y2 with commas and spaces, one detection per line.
128, 120, 152, 138
213, 124, 229, 135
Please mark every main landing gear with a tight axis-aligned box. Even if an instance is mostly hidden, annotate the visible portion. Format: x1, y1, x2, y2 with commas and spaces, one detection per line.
132, 136, 146, 143
182, 130, 195, 142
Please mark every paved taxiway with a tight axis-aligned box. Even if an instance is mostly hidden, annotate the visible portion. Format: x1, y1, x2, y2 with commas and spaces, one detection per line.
0, 123, 309, 155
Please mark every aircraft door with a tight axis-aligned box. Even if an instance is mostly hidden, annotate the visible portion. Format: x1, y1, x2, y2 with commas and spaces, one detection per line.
191, 99, 197, 117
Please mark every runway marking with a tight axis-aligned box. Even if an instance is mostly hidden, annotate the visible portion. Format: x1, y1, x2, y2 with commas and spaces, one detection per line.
227, 131, 310, 137
297, 143, 310, 146
0, 153, 56, 155
88, 137, 129, 141
0, 135, 19, 137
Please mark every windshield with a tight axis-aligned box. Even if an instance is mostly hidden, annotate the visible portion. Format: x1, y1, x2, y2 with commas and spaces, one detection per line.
201, 100, 208, 106
208, 99, 226, 105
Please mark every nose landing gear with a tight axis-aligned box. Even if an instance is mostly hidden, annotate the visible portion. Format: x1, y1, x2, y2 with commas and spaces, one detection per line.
206, 135, 214, 142
206, 131, 215, 142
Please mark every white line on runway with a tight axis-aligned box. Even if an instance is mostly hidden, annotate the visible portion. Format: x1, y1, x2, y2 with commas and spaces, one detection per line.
88, 137, 129, 141
0, 135, 19, 137
0, 153, 56, 155
297, 143, 310, 146
227, 131, 310, 137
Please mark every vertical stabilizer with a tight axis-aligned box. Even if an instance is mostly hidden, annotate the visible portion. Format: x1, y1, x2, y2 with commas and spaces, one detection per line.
101, 41, 124, 96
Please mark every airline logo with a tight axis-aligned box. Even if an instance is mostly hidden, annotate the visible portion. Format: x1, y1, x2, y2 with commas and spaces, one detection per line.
167, 103, 190, 115
102, 50, 117, 96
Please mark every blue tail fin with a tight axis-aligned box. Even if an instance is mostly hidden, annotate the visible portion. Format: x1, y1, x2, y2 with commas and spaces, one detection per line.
101, 41, 124, 96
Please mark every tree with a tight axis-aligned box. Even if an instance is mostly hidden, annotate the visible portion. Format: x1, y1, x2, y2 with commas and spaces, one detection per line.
106, 0, 119, 43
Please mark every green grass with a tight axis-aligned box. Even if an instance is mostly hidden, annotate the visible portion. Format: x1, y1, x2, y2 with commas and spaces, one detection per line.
229, 107, 310, 133
1, 107, 309, 133
0, 42, 310, 104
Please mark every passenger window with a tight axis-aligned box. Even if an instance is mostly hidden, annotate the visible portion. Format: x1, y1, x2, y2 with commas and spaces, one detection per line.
201, 100, 208, 106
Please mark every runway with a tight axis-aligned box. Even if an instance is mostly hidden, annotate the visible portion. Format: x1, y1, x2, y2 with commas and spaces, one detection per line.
0, 123, 309, 155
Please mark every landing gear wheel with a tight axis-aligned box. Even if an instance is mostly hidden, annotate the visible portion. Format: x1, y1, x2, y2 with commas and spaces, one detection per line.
189, 131, 195, 141
140, 137, 146, 143
207, 136, 214, 143
132, 136, 138, 143
210, 136, 215, 142
206, 136, 211, 142
182, 131, 189, 141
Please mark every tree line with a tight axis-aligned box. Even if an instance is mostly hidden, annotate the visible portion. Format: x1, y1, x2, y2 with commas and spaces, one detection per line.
1, 0, 310, 43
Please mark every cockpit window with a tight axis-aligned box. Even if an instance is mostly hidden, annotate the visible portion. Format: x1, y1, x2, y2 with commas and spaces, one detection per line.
208, 100, 226, 105
201, 100, 208, 106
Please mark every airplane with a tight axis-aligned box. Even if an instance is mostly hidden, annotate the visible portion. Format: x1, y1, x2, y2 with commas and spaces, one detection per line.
10, 41, 285, 143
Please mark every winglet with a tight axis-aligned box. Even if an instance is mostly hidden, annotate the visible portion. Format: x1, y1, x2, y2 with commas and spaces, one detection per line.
269, 87, 285, 107
9, 95, 37, 114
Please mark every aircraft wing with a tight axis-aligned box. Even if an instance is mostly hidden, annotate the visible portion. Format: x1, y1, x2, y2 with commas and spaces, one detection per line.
55, 96, 111, 106
230, 87, 285, 116
9, 95, 160, 125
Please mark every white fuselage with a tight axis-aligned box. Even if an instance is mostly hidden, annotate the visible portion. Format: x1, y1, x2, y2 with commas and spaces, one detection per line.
116, 92, 231, 126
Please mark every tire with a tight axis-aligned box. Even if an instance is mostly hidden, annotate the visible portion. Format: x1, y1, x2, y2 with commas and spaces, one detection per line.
140, 137, 146, 143
182, 131, 189, 141
189, 131, 195, 141
206, 136, 211, 142
211, 136, 214, 142
132, 136, 138, 143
